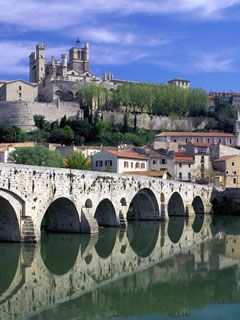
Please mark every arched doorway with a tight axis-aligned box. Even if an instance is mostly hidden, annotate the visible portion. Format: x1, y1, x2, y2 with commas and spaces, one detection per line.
0, 196, 20, 242
94, 199, 118, 227
127, 188, 159, 221
168, 192, 185, 216
41, 198, 80, 233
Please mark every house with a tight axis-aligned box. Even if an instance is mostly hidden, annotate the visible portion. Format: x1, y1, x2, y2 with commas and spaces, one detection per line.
154, 132, 236, 149
212, 155, 240, 188
185, 142, 211, 183
92, 150, 149, 174
0, 80, 38, 102
173, 152, 195, 182
210, 143, 240, 161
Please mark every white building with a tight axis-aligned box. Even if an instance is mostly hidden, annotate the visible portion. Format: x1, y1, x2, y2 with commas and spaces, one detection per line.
168, 78, 190, 89
92, 150, 149, 174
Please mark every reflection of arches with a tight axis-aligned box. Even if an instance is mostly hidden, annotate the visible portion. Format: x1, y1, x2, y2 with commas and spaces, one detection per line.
41, 234, 80, 275
127, 188, 159, 221
94, 199, 118, 227
120, 198, 127, 206
0, 243, 20, 295
127, 222, 159, 257
168, 192, 185, 216
55, 90, 63, 100
168, 216, 185, 244
41, 197, 80, 233
94, 228, 117, 259
192, 214, 204, 233
85, 199, 93, 208
0, 197, 21, 242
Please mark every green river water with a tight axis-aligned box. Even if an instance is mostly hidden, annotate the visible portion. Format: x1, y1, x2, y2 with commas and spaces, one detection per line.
0, 215, 240, 320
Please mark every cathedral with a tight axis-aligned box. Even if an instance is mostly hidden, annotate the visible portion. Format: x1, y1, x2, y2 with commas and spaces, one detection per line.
0, 40, 115, 103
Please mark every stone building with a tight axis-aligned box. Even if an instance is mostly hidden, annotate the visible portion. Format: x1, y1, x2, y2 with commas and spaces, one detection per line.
0, 80, 38, 102
168, 78, 190, 89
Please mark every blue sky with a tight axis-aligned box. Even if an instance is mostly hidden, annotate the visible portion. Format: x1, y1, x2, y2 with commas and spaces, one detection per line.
2, 0, 240, 91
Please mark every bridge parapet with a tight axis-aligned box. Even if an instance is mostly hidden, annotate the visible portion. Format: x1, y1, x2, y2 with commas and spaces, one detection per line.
0, 163, 212, 242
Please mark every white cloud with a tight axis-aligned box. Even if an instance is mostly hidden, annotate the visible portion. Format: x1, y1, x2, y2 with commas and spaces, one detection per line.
0, 0, 239, 32
194, 53, 235, 72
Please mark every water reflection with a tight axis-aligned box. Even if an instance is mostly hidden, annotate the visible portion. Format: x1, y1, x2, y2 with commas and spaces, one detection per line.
0, 243, 20, 295
41, 233, 80, 275
3, 215, 240, 320
167, 216, 185, 243
127, 221, 160, 257
94, 227, 118, 259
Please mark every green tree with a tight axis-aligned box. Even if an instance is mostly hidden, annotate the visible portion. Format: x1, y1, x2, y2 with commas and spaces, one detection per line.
8, 145, 63, 167
64, 152, 91, 170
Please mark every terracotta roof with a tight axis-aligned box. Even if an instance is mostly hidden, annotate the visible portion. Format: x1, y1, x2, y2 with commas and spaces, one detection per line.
174, 152, 194, 162
156, 131, 235, 137
106, 150, 149, 160
191, 142, 210, 147
124, 170, 170, 177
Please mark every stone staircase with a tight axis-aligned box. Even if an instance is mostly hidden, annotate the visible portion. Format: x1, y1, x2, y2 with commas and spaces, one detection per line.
21, 216, 36, 243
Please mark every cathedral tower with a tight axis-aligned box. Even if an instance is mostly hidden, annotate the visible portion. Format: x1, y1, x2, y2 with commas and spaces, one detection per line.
68, 39, 90, 74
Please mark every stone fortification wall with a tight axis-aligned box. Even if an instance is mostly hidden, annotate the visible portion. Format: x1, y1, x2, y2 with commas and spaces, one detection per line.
0, 101, 207, 131
0, 101, 82, 129
102, 111, 208, 131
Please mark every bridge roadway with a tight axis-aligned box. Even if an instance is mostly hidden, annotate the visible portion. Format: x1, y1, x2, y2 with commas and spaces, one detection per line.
0, 163, 212, 242
0, 215, 212, 320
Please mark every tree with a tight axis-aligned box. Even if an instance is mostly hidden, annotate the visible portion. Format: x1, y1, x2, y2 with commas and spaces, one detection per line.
8, 145, 63, 167
64, 152, 91, 170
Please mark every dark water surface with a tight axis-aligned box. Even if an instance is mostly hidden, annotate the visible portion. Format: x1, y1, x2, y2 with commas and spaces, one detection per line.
1, 215, 240, 320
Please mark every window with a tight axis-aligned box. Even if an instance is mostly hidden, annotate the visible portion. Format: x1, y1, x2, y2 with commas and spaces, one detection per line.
197, 138, 199, 142
188, 163, 191, 168
152, 160, 156, 164
96, 161, 103, 167
233, 177, 237, 184
179, 163, 182, 168
105, 160, 112, 167
233, 171, 237, 175
19, 92, 22, 97
226, 171, 229, 174
188, 173, 191, 181
131, 162, 133, 168
19, 85, 22, 91
141, 163, 145, 169
135, 162, 140, 169
179, 172, 182, 180
230, 139, 232, 144
201, 156, 204, 162
161, 159, 166, 165
219, 139, 221, 143
124, 161, 128, 168
232, 162, 235, 166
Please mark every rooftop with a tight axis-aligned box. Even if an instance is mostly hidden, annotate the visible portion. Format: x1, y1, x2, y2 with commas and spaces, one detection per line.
105, 150, 149, 160
174, 152, 194, 162
156, 132, 235, 138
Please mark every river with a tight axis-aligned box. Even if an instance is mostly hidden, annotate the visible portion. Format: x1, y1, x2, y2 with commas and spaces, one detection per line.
0, 215, 240, 319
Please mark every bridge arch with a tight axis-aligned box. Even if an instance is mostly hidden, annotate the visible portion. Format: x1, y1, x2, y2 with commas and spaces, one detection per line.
0, 195, 21, 242
127, 188, 160, 221
94, 198, 118, 227
41, 197, 80, 234
192, 196, 205, 233
168, 192, 185, 216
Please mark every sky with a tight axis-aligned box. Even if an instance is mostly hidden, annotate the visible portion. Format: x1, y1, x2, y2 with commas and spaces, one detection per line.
1, 0, 240, 91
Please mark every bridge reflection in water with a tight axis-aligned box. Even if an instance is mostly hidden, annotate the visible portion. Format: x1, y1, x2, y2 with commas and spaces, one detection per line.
1, 214, 240, 319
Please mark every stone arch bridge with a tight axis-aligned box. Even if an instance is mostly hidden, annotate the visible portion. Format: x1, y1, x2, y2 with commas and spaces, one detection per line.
0, 163, 212, 242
